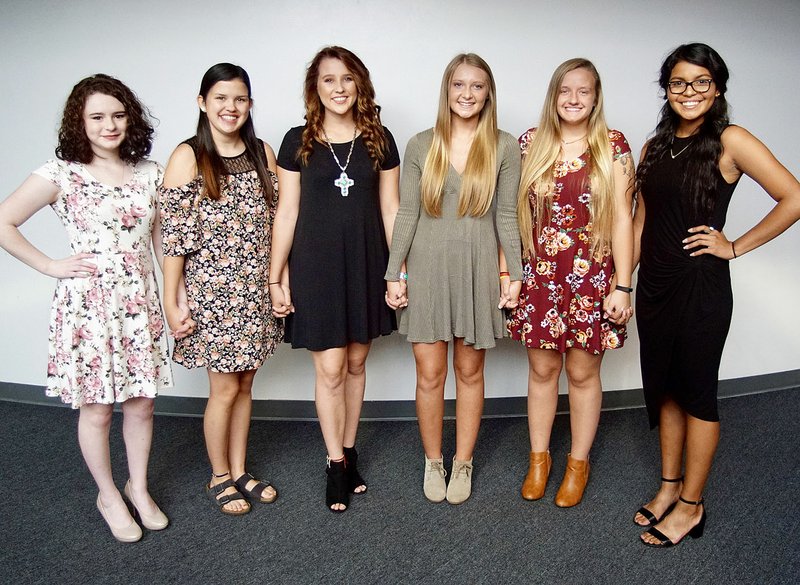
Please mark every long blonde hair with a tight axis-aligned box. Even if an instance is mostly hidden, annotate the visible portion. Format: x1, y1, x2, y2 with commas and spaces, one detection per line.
421, 53, 498, 218
517, 58, 615, 258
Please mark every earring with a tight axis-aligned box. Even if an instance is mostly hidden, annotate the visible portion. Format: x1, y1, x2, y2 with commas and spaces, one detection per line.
200, 106, 207, 112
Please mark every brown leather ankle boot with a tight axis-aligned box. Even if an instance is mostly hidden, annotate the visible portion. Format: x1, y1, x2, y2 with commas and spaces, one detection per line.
554, 453, 590, 508
521, 451, 551, 500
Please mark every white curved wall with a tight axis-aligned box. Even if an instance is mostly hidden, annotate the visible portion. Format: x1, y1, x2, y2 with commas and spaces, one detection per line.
1, 0, 798, 402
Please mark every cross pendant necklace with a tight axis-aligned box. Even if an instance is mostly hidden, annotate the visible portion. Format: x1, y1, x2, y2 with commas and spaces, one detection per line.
323, 126, 357, 196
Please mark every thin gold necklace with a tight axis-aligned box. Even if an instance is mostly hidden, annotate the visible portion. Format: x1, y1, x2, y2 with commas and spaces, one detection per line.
561, 134, 586, 145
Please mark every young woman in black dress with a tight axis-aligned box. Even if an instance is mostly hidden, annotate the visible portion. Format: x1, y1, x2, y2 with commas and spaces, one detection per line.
633, 43, 800, 547
269, 46, 400, 512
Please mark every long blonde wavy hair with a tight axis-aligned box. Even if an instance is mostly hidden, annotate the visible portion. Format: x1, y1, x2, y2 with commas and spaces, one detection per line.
517, 58, 615, 258
421, 53, 498, 218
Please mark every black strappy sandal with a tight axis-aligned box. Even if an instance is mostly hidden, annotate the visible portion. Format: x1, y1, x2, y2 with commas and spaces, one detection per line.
326, 457, 350, 513
633, 476, 683, 527
343, 446, 367, 494
205, 472, 250, 516
234, 472, 278, 504
641, 496, 706, 548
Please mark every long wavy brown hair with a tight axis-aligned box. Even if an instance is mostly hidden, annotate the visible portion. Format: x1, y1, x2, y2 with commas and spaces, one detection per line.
56, 74, 154, 164
297, 46, 388, 169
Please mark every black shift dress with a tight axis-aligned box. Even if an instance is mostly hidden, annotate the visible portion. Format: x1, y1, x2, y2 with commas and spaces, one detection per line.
637, 135, 739, 428
277, 126, 399, 350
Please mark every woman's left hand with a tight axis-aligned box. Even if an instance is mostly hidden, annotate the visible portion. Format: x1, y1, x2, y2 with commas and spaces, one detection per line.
498, 280, 521, 310
603, 289, 633, 325
683, 225, 735, 259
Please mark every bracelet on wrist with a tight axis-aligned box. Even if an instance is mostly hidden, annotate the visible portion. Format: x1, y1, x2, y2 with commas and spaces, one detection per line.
399, 271, 408, 281
268, 282, 281, 286
615, 284, 633, 293
731, 242, 737, 259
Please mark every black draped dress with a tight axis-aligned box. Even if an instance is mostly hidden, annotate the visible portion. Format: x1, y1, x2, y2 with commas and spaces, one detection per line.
637, 135, 739, 428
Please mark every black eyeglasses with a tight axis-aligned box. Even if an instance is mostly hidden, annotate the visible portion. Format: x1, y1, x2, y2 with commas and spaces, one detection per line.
668, 79, 714, 95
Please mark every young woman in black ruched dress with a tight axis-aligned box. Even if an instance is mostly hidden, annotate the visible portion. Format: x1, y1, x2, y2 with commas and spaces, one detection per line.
269, 46, 400, 512
633, 43, 800, 547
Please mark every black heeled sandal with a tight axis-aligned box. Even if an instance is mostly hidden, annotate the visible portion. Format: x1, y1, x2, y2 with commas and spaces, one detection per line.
633, 476, 683, 527
326, 457, 350, 513
343, 446, 367, 494
641, 496, 706, 547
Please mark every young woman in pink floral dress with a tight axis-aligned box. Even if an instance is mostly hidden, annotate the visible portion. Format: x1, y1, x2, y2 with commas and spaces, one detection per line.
0, 75, 174, 542
160, 63, 282, 516
507, 58, 635, 507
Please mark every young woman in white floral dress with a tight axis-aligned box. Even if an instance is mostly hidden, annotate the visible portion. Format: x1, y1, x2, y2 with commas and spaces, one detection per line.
0, 75, 174, 542
160, 63, 282, 516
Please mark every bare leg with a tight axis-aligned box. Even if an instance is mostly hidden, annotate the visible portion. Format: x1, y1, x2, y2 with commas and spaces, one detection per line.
642, 411, 717, 544
563, 349, 603, 460
205, 370, 249, 513
312, 347, 349, 511
79, 403, 133, 527
412, 341, 448, 459
526, 348, 563, 452
452, 340, 486, 461
634, 397, 685, 526
225, 369, 275, 500
343, 341, 371, 493
343, 341, 370, 448
121, 397, 161, 516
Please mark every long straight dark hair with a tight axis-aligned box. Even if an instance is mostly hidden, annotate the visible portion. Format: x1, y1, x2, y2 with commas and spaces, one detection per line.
195, 63, 274, 201
636, 43, 730, 223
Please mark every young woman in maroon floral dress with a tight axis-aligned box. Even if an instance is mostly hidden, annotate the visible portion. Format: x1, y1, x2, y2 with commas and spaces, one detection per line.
0, 75, 173, 542
160, 63, 282, 516
507, 58, 635, 507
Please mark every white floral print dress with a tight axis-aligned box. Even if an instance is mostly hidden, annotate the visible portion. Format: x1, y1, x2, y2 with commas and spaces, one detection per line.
34, 159, 173, 408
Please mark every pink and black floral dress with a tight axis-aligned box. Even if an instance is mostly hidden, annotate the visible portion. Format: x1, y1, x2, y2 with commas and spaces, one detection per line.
159, 139, 282, 372
35, 159, 173, 408
506, 128, 631, 354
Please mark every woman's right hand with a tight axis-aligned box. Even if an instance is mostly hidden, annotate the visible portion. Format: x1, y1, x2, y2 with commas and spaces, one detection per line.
270, 283, 294, 317
165, 302, 195, 339
44, 253, 97, 279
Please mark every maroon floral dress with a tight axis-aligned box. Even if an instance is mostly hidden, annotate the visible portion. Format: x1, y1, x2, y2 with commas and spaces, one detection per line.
159, 141, 282, 372
507, 129, 631, 354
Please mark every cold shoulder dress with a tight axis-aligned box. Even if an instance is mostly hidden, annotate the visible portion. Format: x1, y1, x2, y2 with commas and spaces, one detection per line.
637, 135, 739, 428
385, 128, 522, 350
159, 138, 282, 372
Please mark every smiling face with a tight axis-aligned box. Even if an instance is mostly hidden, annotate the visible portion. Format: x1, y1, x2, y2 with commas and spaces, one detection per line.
556, 67, 596, 128
316, 57, 358, 119
667, 60, 717, 129
198, 78, 251, 139
448, 63, 490, 121
82, 92, 128, 157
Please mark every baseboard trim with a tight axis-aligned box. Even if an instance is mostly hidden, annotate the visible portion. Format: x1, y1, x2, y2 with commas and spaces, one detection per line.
2, 369, 797, 421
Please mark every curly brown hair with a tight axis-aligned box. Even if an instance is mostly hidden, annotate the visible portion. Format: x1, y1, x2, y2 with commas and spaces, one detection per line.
298, 46, 387, 169
56, 74, 154, 164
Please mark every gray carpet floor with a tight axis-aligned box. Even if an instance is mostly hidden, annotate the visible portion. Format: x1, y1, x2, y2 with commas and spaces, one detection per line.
1, 388, 798, 584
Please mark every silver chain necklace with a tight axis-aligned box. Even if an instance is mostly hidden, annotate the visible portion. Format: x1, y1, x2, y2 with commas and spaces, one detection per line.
322, 126, 357, 196
670, 136, 694, 159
